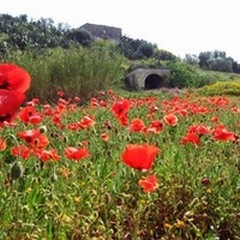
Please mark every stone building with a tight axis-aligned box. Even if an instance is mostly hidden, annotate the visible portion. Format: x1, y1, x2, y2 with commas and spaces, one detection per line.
125, 68, 170, 91
80, 23, 122, 42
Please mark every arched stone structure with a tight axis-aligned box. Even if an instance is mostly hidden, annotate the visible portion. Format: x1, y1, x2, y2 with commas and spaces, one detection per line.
125, 68, 170, 91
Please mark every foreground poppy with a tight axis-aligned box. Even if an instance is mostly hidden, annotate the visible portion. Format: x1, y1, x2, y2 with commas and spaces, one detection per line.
0, 63, 31, 124
0, 90, 25, 122
0, 63, 31, 93
121, 144, 159, 170
138, 175, 159, 192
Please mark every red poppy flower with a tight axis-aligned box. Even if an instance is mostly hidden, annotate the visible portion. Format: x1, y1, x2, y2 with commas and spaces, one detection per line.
211, 116, 219, 123
100, 132, 110, 142
181, 132, 201, 145
11, 144, 31, 159
29, 134, 49, 150
29, 113, 43, 125
129, 118, 145, 132
188, 124, 211, 135
177, 108, 188, 117
213, 125, 235, 141
0, 63, 31, 93
121, 144, 159, 170
18, 129, 41, 143
57, 90, 64, 97
38, 149, 60, 162
0, 90, 25, 123
90, 97, 99, 108
64, 147, 90, 161
79, 115, 95, 129
146, 120, 164, 133
26, 97, 39, 106
100, 100, 107, 107
0, 64, 31, 124
0, 137, 7, 151
73, 96, 80, 102
106, 89, 113, 95
232, 106, 239, 113
111, 99, 131, 118
67, 122, 81, 131
119, 114, 129, 126
138, 175, 159, 192
18, 129, 49, 151
163, 113, 178, 126
19, 106, 37, 124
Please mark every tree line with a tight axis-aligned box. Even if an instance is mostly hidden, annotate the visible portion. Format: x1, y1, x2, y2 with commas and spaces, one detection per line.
0, 13, 239, 74
185, 50, 240, 73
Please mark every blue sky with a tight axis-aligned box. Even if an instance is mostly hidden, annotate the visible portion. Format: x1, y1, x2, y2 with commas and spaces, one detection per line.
2, 0, 240, 62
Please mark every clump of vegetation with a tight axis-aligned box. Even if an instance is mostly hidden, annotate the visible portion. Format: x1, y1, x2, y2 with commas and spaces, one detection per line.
198, 80, 240, 96
5, 43, 126, 102
167, 61, 202, 88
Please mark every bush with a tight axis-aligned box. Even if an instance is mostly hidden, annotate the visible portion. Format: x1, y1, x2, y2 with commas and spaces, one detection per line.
5, 46, 125, 102
167, 61, 201, 88
198, 80, 240, 96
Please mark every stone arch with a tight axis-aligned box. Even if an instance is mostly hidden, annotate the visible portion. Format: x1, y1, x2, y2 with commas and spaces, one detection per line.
125, 68, 170, 91
144, 74, 164, 89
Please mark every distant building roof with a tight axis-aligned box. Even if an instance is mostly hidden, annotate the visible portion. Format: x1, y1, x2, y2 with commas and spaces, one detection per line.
80, 23, 122, 42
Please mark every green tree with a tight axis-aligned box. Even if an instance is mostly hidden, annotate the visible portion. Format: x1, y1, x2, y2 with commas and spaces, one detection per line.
67, 29, 92, 46
198, 51, 213, 69
184, 54, 199, 65
119, 35, 157, 60
155, 49, 177, 62
137, 42, 154, 58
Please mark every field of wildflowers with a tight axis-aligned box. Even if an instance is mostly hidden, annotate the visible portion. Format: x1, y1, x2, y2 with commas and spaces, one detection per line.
0, 64, 240, 239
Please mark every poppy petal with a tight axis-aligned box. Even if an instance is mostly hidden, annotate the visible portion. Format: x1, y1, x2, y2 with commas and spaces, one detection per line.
0, 64, 31, 93
0, 90, 25, 122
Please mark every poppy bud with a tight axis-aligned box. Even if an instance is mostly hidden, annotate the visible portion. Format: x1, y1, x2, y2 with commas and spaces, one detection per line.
39, 125, 47, 134
10, 161, 24, 180
201, 177, 210, 185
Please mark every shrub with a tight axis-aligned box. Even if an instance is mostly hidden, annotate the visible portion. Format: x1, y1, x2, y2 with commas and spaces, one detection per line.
6, 46, 125, 102
167, 61, 201, 88
198, 80, 240, 96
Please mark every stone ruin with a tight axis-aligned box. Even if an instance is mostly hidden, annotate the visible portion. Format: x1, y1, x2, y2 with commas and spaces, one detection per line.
125, 68, 170, 91
80, 23, 122, 42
